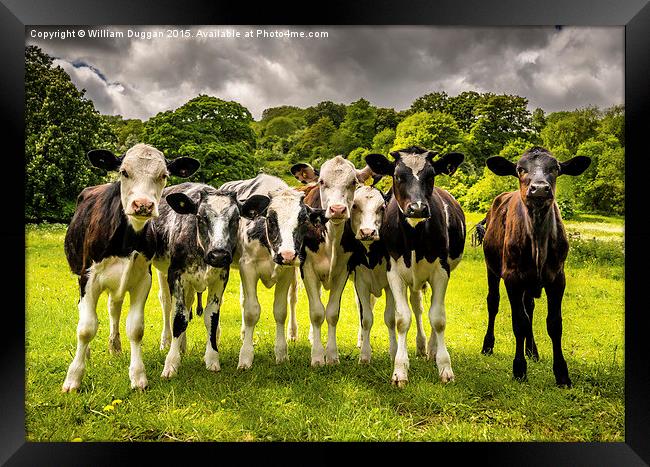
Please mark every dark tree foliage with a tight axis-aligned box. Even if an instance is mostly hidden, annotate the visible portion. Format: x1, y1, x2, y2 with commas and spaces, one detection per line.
304, 101, 347, 128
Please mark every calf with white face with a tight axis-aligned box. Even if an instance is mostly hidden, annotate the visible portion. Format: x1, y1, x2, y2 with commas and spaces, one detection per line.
153, 183, 269, 378
219, 174, 327, 369
62, 143, 199, 391
291, 156, 374, 365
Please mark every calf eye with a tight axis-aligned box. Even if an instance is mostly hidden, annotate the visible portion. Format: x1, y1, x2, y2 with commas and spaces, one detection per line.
120, 169, 130, 179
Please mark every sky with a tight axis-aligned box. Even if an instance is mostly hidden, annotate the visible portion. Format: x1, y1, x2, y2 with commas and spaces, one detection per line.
25, 25, 624, 121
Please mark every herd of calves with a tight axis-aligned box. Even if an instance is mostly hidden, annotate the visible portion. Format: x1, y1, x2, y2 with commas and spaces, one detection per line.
60, 143, 591, 392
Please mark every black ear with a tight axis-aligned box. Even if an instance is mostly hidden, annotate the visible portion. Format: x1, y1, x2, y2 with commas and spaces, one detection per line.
87, 149, 123, 171
560, 156, 591, 176
167, 157, 201, 178
291, 163, 319, 184
306, 206, 328, 225
166, 192, 198, 215
432, 152, 464, 176
486, 156, 517, 177
365, 153, 395, 176
240, 195, 270, 220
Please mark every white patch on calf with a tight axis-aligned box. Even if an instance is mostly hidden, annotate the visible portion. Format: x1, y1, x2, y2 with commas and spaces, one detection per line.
268, 189, 303, 254
400, 153, 427, 180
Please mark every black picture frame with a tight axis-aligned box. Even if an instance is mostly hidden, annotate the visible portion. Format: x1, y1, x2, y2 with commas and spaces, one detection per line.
4, 0, 649, 464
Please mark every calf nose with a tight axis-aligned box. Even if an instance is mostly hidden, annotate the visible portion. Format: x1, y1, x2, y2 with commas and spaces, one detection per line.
279, 250, 296, 264
131, 198, 155, 216
528, 182, 551, 198
359, 228, 376, 239
205, 249, 232, 268
329, 204, 347, 217
406, 202, 429, 218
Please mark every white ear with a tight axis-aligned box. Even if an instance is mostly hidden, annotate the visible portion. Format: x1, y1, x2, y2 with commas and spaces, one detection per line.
356, 165, 374, 183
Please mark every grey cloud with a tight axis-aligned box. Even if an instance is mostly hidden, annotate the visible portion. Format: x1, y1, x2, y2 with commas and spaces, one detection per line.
26, 25, 623, 120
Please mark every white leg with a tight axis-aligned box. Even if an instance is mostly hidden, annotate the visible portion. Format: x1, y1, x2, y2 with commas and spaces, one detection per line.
324, 271, 348, 365
387, 262, 411, 387
127, 269, 151, 390
384, 287, 397, 361
238, 265, 260, 370
239, 282, 246, 341
203, 274, 227, 372
62, 275, 101, 392
428, 263, 454, 383
354, 285, 363, 348
355, 279, 374, 364
107, 293, 123, 354
410, 287, 427, 357
161, 275, 188, 379
303, 265, 325, 366
273, 270, 293, 363
287, 268, 299, 342
180, 288, 194, 355
157, 270, 172, 350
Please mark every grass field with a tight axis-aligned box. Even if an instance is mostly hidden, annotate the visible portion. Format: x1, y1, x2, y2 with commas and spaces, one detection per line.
25, 212, 624, 442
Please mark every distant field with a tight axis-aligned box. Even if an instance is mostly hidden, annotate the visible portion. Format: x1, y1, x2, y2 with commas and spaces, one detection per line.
25, 213, 624, 442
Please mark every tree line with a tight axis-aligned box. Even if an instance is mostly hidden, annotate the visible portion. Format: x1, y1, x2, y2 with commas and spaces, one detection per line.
25, 45, 624, 222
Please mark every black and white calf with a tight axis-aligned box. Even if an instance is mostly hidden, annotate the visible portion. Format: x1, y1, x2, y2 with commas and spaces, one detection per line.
219, 174, 327, 369
291, 156, 374, 366
152, 182, 269, 378
365, 146, 466, 386
62, 143, 199, 391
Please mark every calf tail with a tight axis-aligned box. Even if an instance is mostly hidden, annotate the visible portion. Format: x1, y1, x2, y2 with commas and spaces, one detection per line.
470, 217, 487, 247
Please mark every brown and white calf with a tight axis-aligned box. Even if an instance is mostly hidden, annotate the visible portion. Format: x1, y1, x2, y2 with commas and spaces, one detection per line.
62, 144, 199, 391
476, 146, 590, 386
365, 146, 466, 386
291, 156, 374, 365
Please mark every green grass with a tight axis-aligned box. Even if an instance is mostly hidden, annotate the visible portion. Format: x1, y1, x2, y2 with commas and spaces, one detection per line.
25, 214, 624, 442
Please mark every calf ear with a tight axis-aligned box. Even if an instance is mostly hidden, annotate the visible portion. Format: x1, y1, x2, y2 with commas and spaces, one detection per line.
87, 149, 123, 171
240, 195, 270, 219
486, 156, 517, 177
166, 193, 198, 215
432, 152, 464, 176
560, 156, 591, 176
365, 153, 395, 176
291, 163, 319, 184
307, 206, 328, 225
167, 157, 201, 178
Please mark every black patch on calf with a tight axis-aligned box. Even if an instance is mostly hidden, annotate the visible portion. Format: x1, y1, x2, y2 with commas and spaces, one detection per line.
210, 309, 220, 352
173, 310, 188, 338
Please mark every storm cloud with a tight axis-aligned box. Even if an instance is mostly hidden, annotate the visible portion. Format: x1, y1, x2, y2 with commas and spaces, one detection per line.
26, 25, 624, 120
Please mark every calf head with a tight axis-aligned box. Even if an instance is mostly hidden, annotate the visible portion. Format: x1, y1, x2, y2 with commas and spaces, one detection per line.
291, 155, 374, 225
486, 146, 591, 210
264, 189, 327, 266
350, 185, 386, 243
365, 146, 464, 227
166, 188, 270, 268
87, 143, 200, 232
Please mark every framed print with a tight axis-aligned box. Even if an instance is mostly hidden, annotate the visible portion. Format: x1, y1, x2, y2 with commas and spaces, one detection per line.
3, 0, 649, 464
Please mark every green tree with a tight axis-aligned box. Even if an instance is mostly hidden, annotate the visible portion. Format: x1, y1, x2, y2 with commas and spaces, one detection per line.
410, 91, 449, 114
304, 101, 347, 128
291, 117, 336, 162
446, 91, 482, 132
598, 105, 624, 147
375, 107, 402, 132
264, 116, 298, 139
330, 127, 361, 156
339, 98, 377, 148
143, 94, 258, 184
391, 111, 464, 154
541, 107, 601, 154
25, 45, 116, 222
531, 107, 546, 134
371, 128, 396, 154
104, 115, 145, 153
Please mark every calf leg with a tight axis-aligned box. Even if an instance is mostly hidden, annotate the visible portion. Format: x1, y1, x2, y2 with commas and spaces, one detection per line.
303, 266, 325, 366
384, 287, 397, 361
126, 270, 151, 390
273, 269, 293, 363
505, 281, 529, 381
524, 292, 539, 361
238, 266, 261, 369
203, 274, 227, 372
546, 273, 571, 387
387, 264, 411, 387
324, 272, 349, 365
161, 275, 189, 379
157, 270, 172, 350
481, 270, 500, 355
355, 279, 374, 364
239, 283, 246, 341
411, 287, 428, 357
355, 286, 363, 348
287, 268, 299, 342
62, 275, 101, 392
107, 294, 123, 354
428, 264, 454, 383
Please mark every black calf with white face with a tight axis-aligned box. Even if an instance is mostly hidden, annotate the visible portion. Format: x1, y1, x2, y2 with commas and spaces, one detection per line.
366, 146, 464, 227
486, 146, 591, 210
166, 187, 270, 268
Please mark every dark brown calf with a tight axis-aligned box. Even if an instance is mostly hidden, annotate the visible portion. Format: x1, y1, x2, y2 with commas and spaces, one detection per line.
476, 146, 590, 386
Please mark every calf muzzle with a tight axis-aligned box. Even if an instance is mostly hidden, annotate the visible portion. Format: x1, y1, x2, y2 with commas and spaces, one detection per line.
205, 249, 232, 268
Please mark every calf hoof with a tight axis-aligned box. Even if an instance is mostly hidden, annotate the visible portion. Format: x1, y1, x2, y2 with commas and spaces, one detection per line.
130, 374, 148, 391
554, 361, 572, 387
287, 334, 298, 343
416, 345, 427, 358
311, 355, 325, 367
358, 354, 371, 365
108, 337, 122, 354
160, 335, 171, 351
391, 374, 408, 388
513, 358, 528, 382
526, 342, 540, 361
61, 380, 81, 393
206, 361, 221, 372
481, 335, 495, 355
237, 358, 253, 370
275, 352, 289, 364
325, 354, 340, 365
555, 375, 572, 388
439, 366, 455, 383
161, 364, 179, 379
